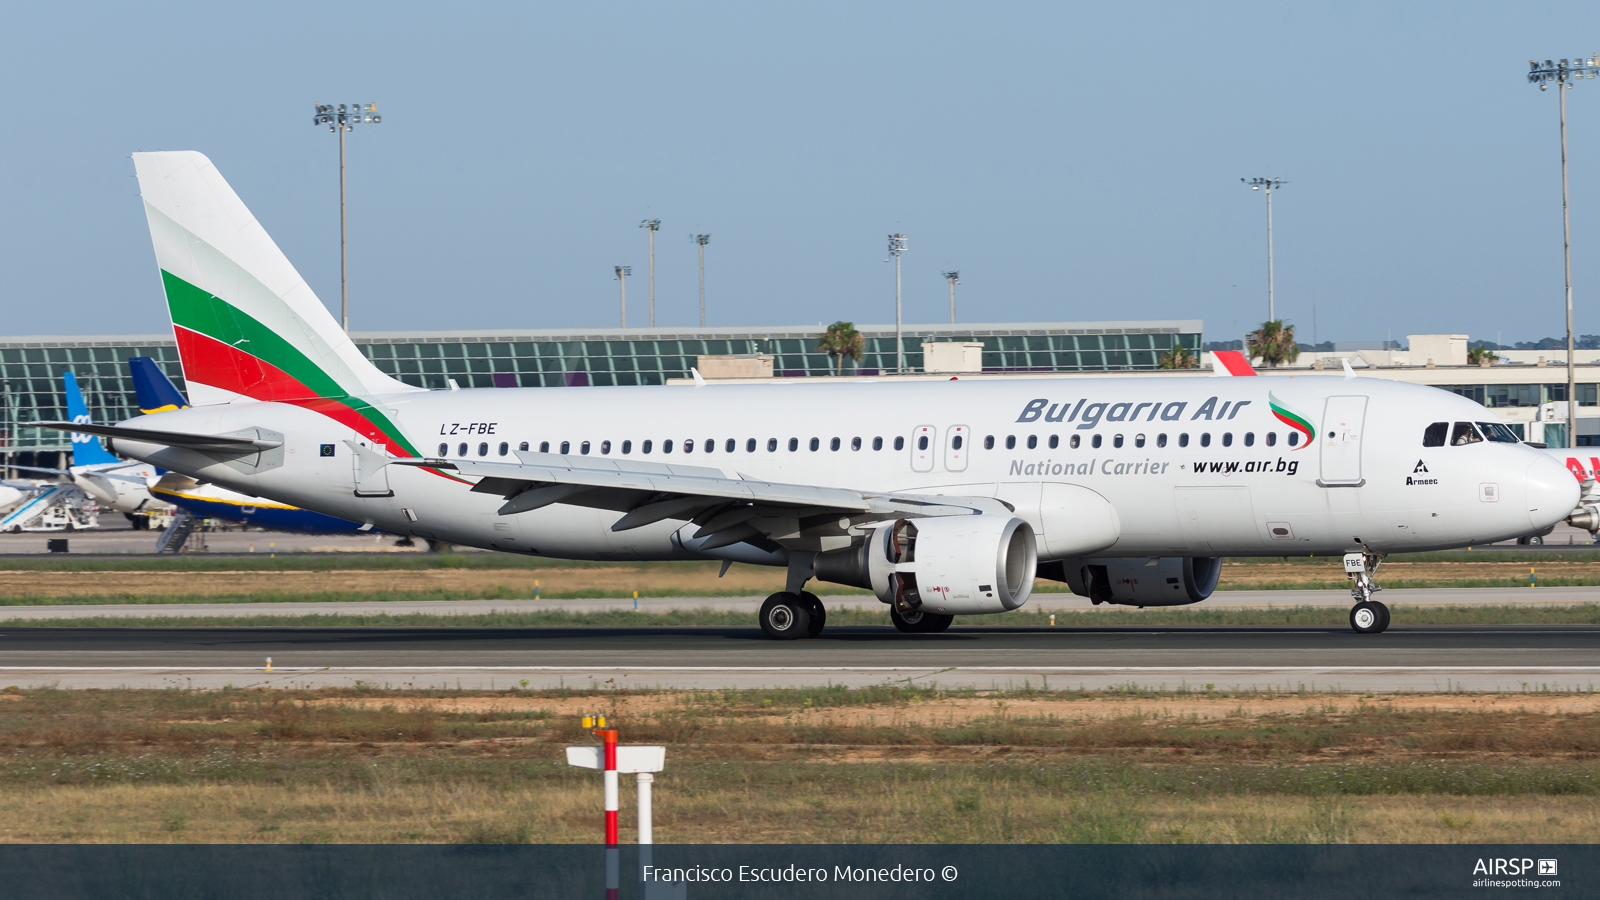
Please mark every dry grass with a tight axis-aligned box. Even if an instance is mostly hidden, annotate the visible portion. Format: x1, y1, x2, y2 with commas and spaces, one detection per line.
0, 686, 1595, 844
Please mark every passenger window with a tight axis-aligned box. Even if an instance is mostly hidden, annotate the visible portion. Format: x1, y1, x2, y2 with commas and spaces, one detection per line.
726, 439, 735, 452
560, 441, 570, 455
458, 443, 468, 456
1134, 434, 1145, 448
1070, 435, 1081, 449
894, 436, 905, 451
1287, 432, 1299, 447
1156, 433, 1167, 448
622, 440, 632, 454
1048, 435, 1059, 449
601, 440, 610, 454
1179, 433, 1189, 448
1265, 432, 1276, 447
498, 442, 508, 456
1200, 433, 1211, 447
827, 437, 838, 451
767, 438, 777, 452
788, 438, 799, 451
438, 443, 448, 456
663, 439, 674, 454
1222, 433, 1233, 447
1423, 422, 1447, 447
479, 442, 489, 456
984, 435, 994, 449
746, 438, 756, 452
1451, 422, 1482, 446
851, 437, 862, 451
1243, 432, 1254, 447
917, 435, 929, 450
873, 437, 883, 450
809, 437, 820, 451
1092, 434, 1103, 449
704, 439, 714, 453
1005, 435, 1016, 449
580, 441, 591, 455
519, 442, 529, 452
1113, 434, 1124, 448
539, 441, 550, 453
643, 440, 653, 454
1026, 435, 1037, 449
683, 440, 693, 453
952, 435, 963, 450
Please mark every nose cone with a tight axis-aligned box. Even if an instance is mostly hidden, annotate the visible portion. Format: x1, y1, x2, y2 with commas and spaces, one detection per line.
1525, 454, 1581, 530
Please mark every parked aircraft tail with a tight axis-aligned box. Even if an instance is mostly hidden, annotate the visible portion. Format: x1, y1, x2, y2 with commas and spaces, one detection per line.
62, 372, 121, 466
132, 151, 426, 456
128, 357, 190, 414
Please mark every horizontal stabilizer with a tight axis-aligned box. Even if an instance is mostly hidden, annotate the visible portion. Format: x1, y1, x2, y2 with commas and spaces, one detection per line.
35, 422, 281, 454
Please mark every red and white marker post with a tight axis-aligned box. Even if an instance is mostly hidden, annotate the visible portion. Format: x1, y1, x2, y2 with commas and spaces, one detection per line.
568, 718, 675, 899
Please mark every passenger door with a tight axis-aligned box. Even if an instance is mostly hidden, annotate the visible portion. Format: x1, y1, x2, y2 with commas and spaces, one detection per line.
944, 425, 969, 472
1318, 395, 1368, 487
910, 426, 937, 473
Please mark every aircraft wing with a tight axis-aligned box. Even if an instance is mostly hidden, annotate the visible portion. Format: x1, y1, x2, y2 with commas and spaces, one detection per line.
391, 451, 1009, 550
34, 422, 281, 454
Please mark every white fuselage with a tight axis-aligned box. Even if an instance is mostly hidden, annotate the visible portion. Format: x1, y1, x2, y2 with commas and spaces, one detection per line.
109, 375, 1577, 563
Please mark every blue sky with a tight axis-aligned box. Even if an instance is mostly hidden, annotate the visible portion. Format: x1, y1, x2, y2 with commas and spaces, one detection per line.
2, 1, 1599, 345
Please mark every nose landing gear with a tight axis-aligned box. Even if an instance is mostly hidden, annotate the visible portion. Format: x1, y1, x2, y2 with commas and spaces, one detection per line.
1344, 550, 1390, 634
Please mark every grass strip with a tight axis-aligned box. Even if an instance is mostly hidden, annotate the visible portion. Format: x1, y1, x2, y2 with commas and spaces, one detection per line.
4, 603, 1598, 628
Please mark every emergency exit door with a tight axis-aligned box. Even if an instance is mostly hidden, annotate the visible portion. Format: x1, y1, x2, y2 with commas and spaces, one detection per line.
1318, 395, 1368, 487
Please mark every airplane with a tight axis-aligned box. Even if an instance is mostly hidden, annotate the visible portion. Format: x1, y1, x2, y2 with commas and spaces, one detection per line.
44, 151, 1581, 638
128, 357, 378, 535
10, 371, 171, 528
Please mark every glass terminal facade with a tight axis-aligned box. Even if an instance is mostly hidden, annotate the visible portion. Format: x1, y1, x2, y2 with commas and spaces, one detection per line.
0, 321, 1200, 455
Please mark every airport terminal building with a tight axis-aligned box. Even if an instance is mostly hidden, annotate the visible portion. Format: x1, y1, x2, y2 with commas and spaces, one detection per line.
0, 320, 1201, 461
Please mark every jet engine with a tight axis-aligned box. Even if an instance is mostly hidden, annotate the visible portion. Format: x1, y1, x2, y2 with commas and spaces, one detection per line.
1039, 556, 1222, 607
814, 515, 1037, 615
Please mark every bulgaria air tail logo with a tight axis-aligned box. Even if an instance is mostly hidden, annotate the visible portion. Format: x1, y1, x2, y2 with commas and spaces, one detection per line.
1268, 392, 1314, 450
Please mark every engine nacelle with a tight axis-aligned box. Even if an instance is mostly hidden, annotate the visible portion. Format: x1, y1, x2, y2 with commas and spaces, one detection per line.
1039, 556, 1222, 607
815, 515, 1037, 615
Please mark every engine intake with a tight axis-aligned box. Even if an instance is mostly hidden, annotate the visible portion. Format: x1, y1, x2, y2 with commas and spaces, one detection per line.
1039, 556, 1221, 607
814, 515, 1037, 615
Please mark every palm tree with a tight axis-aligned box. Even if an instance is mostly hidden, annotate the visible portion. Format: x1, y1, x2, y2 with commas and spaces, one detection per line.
1157, 345, 1197, 369
817, 321, 864, 375
1467, 345, 1498, 366
1248, 320, 1300, 368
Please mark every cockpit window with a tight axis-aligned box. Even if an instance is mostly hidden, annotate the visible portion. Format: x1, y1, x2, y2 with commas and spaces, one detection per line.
1451, 422, 1483, 446
1422, 422, 1448, 448
1476, 421, 1521, 443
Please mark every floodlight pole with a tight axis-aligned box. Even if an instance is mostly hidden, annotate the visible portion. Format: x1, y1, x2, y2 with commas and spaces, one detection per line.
693, 234, 710, 327
1529, 56, 1600, 447
312, 103, 381, 332
887, 234, 907, 373
942, 271, 960, 324
640, 219, 661, 327
1240, 177, 1286, 323
615, 266, 632, 328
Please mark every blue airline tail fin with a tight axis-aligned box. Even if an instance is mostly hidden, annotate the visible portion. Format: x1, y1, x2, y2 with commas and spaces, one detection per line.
62, 372, 120, 466
129, 357, 191, 414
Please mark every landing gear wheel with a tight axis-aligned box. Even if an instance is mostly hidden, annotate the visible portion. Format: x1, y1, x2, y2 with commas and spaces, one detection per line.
759, 592, 811, 640
920, 613, 954, 633
890, 607, 925, 634
798, 591, 826, 638
1350, 601, 1389, 634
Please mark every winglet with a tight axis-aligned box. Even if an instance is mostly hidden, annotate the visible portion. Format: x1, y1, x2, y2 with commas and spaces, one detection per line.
1341, 358, 1356, 380
1211, 350, 1257, 377
691, 367, 707, 387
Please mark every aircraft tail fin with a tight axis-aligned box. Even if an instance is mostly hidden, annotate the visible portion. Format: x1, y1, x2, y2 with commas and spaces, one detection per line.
62, 372, 121, 466
129, 357, 191, 414
1210, 350, 1258, 377
131, 151, 421, 407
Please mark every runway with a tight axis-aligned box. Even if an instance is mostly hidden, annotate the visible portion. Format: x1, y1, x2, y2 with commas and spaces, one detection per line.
2, 586, 1595, 619
2, 623, 1597, 692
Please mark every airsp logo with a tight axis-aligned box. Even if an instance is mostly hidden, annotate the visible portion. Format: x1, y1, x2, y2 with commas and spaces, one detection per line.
1413, 460, 1429, 474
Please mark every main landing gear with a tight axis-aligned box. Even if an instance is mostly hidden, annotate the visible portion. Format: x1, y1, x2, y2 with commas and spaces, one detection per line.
759, 591, 827, 640
890, 607, 954, 634
1344, 550, 1390, 634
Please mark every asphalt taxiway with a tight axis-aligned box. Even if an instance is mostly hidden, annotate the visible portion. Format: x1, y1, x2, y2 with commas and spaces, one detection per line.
2, 623, 1596, 692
